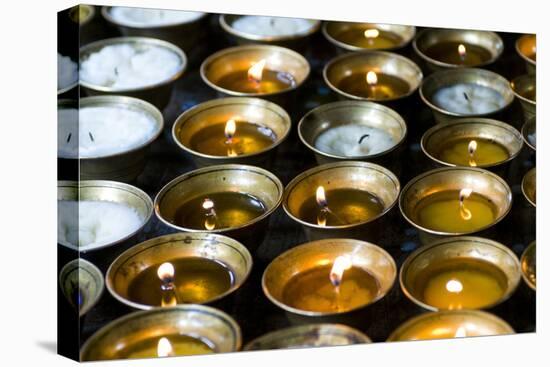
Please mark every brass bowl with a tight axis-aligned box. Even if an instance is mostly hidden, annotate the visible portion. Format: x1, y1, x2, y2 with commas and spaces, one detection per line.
515, 34, 536, 74
399, 236, 521, 311
421, 118, 523, 171
521, 241, 536, 291
511, 74, 536, 122
413, 28, 503, 71
59, 258, 104, 317
522, 167, 536, 208
200, 45, 310, 102
58, 96, 164, 182
262, 238, 396, 321
106, 233, 253, 310
173, 97, 291, 168
419, 68, 514, 124
244, 323, 371, 351
101, 6, 208, 53
283, 161, 400, 241
154, 164, 283, 247
323, 51, 422, 103
399, 167, 512, 243
322, 22, 416, 52
298, 101, 407, 166
387, 310, 514, 341
219, 14, 320, 50
79, 37, 187, 109
80, 305, 242, 360
521, 117, 536, 151
57, 180, 153, 253
68, 4, 95, 26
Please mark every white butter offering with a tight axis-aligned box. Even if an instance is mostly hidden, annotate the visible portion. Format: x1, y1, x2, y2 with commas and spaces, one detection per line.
432, 83, 506, 115
58, 105, 158, 158
314, 124, 395, 157
58, 53, 78, 91
109, 7, 205, 27
80, 43, 181, 89
232, 16, 314, 37
58, 200, 143, 250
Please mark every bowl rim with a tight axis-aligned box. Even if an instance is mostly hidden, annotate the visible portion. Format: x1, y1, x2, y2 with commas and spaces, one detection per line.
80, 304, 242, 360
282, 161, 400, 229
79, 36, 187, 93
297, 100, 408, 161
59, 258, 105, 317
57, 95, 164, 160
322, 50, 423, 102
520, 240, 536, 291
412, 28, 504, 69
105, 232, 253, 310
515, 34, 536, 67
172, 97, 291, 160
521, 117, 536, 151
521, 167, 536, 208
243, 323, 371, 350
420, 118, 524, 169
154, 164, 284, 233
387, 309, 514, 341
261, 238, 397, 317
419, 67, 515, 118
398, 166, 513, 236
200, 44, 311, 98
510, 74, 536, 106
399, 236, 522, 312
57, 180, 154, 252
219, 14, 321, 42
101, 6, 208, 29
322, 21, 416, 52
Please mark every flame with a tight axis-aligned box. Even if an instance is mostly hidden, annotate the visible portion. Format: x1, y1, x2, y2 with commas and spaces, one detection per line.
224, 119, 236, 141
316, 186, 327, 208
446, 279, 463, 293
157, 262, 175, 282
202, 198, 214, 211
459, 188, 473, 220
248, 59, 266, 83
329, 255, 353, 287
468, 140, 478, 167
366, 71, 378, 85
364, 29, 380, 39
454, 326, 467, 338
157, 337, 174, 357
458, 44, 467, 59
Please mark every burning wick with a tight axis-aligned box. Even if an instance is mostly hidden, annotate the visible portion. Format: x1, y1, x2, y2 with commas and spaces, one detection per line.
157, 262, 178, 307
224, 119, 236, 144
459, 188, 473, 220
468, 140, 478, 167
458, 44, 467, 61
202, 198, 217, 230
446, 279, 463, 293
366, 71, 378, 86
315, 186, 347, 226
329, 255, 353, 291
248, 59, 266, 84
454, 326, 467, 338
157, 337, 174, 358
364, 29, 379, 44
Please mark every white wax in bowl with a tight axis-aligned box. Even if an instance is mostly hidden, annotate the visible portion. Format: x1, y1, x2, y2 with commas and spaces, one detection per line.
109, 7, 205, 27
57, 105, 157, 158
80, 43, 181, 89
58, 200, 143, 250
432, 83, 506, 115
58, 53, 78, 91
314, 124, 396, 157
232, 16, 314, 37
